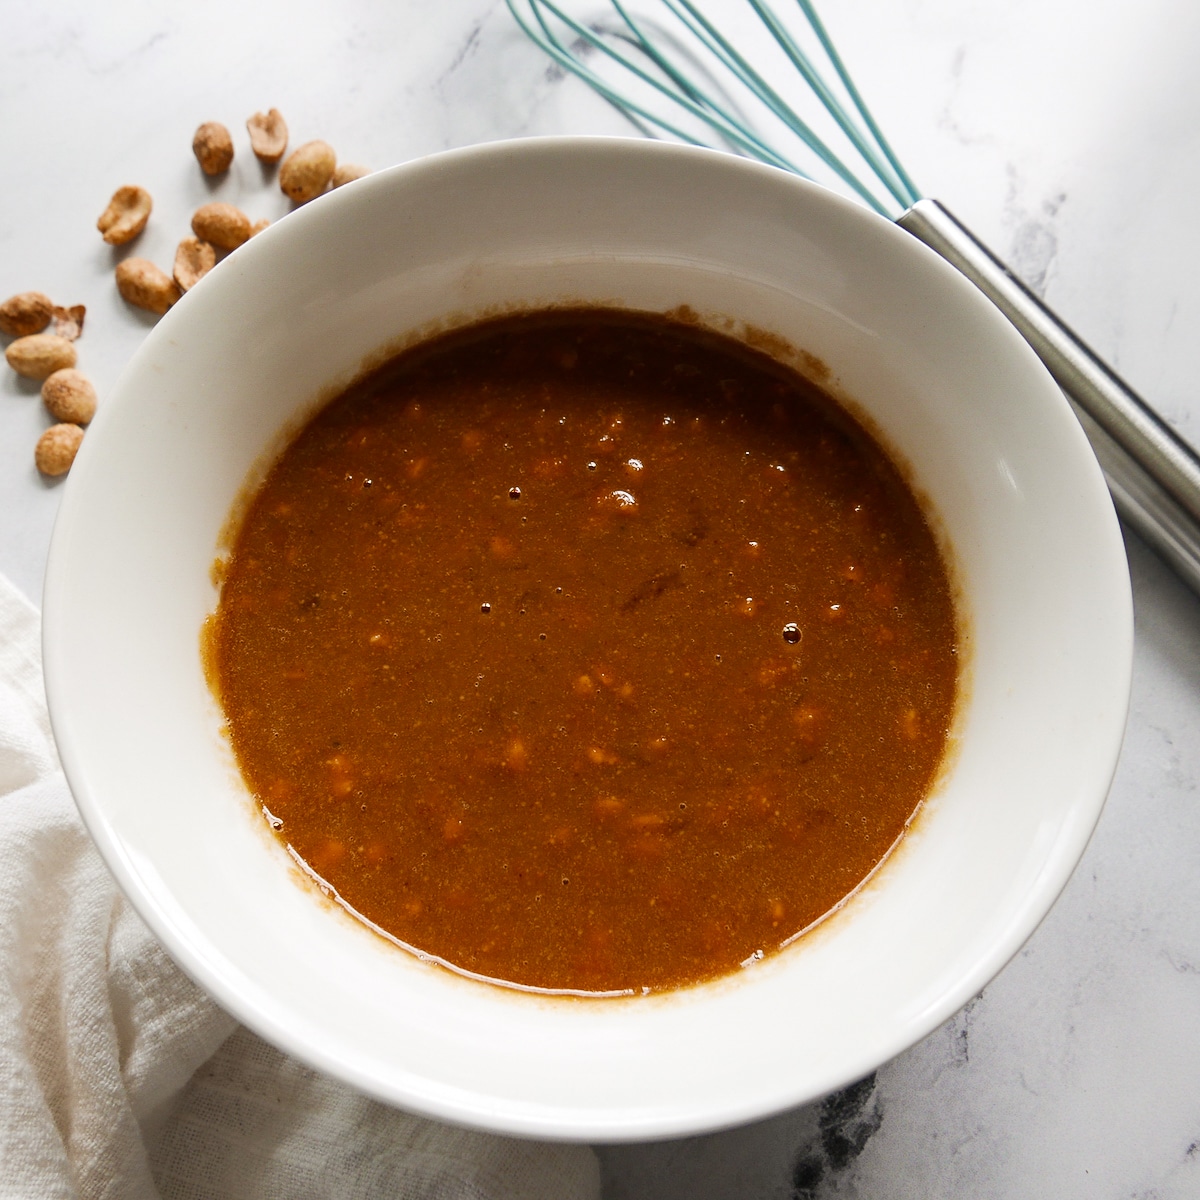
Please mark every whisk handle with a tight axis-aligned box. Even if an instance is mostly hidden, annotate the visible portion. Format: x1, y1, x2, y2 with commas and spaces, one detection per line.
899, 197, 1200, 596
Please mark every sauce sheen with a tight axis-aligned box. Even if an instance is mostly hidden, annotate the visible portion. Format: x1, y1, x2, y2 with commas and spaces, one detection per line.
211, 308, 958, 994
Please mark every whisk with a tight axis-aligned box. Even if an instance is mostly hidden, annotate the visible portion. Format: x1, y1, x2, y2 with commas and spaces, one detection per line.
507, 0, 1200, 596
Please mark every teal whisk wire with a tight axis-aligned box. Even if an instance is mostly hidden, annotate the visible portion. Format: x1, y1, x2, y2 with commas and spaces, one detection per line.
514, 0, 806, 177
504, 0, 918, 217
743, 0, 916, 207
790, 0, 919, 205
636, 0, 890, 212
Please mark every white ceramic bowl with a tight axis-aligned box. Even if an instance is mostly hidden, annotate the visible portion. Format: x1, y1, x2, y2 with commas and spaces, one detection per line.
43, 138, 1132, 1141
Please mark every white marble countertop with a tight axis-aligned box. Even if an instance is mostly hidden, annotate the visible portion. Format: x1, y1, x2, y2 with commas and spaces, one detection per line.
3, 0, 1199, 1194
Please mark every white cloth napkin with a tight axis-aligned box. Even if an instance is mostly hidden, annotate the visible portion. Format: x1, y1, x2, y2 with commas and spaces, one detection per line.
0, 572, 601, 1200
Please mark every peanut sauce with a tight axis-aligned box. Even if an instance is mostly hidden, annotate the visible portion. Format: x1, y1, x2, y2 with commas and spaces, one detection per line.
209, 308, 958, 994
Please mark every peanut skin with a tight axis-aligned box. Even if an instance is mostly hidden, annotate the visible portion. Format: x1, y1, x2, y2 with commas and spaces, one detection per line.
5, 334, 78, 380
42, 369, 97, 424
115, 258, 180, 315
193, 122, 234, 175
174, 237, 217, 291
191, 202, 251, 251
97, 185, 153, 245
247, 108, 289, 162
0, 291, 54, 337
51, 304, 86, 341
279, 140, 336, 203
332, 163, 370, 188
35, 424, 85, 477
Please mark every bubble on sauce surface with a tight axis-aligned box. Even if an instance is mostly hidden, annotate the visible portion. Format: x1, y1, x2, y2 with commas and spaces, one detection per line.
783, 623, 801, 644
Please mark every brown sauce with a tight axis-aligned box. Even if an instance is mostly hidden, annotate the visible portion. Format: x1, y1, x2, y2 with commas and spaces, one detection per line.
209, 308, 959, 994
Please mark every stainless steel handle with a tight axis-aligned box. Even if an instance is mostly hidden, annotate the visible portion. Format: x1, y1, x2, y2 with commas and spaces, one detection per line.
898, 197, 1200, 596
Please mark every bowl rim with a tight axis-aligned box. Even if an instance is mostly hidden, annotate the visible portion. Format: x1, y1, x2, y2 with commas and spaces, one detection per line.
43, 134, 1133, 1140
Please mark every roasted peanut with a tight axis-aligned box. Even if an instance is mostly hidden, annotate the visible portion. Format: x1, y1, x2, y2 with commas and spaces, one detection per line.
42, 369, 97, 424
192, 121, 234, 175
115, 258, 180, 315
246, 108, 289, 162
97, 185, 153, 245
279, 140, 336, 203
332, 163, 370, 188
191, 202, 251, 250
5, 334, 77, 380
35, 424, 84, 476
51, 305, 85, 341
0, 291, 53, 338
174, 237, 217, 291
